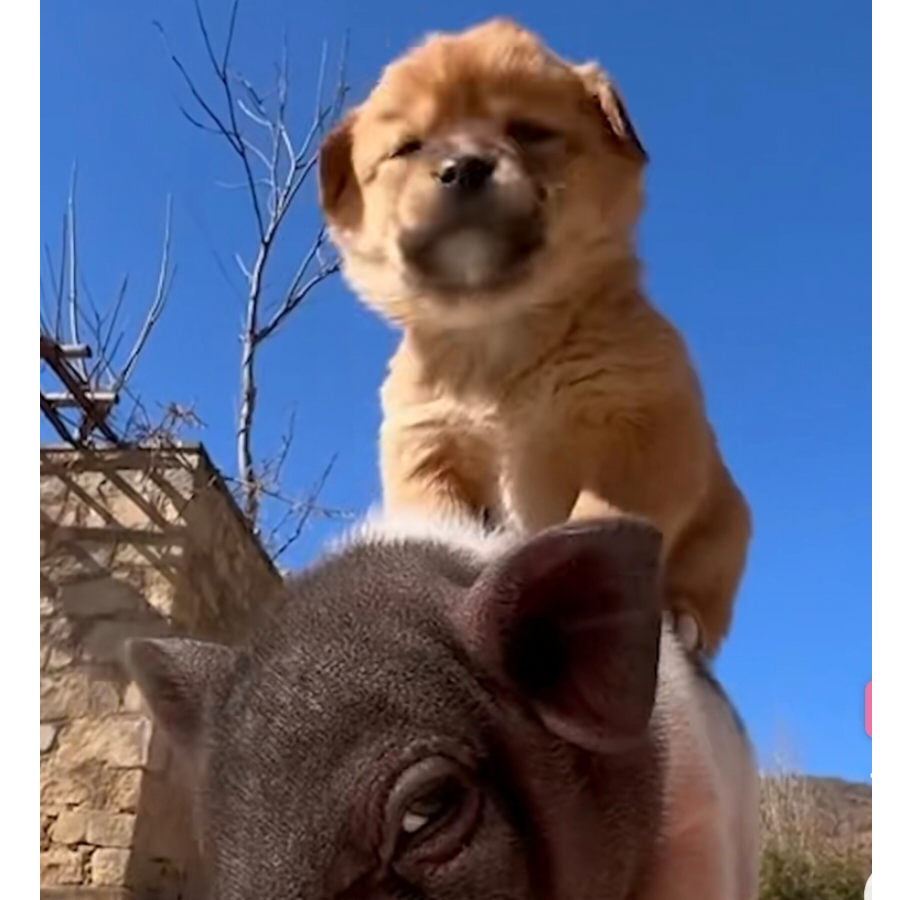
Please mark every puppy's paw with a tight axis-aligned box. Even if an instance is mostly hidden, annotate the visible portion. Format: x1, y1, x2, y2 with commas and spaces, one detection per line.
673, 611, 702, 655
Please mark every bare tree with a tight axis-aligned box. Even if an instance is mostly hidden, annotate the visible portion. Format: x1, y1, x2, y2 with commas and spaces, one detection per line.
40, 2, 350, 563
154, 0, 350, 536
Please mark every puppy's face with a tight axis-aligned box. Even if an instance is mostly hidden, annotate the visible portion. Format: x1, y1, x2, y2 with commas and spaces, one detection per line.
320, 20, 648, 327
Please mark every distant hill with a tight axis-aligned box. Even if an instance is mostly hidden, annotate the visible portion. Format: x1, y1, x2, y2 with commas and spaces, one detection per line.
791, 776, 872, 856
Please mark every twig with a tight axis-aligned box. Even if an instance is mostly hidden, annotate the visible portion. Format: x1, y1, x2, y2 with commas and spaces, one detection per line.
115, 196, 175, 391
269, 457, 336, 562
66, 165, 88, 382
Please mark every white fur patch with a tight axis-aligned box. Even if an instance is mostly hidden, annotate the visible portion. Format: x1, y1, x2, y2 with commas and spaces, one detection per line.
435, 230, 497, 290
326, 505, 519, 562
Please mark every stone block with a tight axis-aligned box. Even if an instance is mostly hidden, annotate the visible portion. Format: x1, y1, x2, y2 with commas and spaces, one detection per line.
40, 848, 83, 885
46, 646, 76, 671
50, 810, 88, 845
106, 769, 144, 811
41, 761, 90, 807
55, 716, 152, 770
42, 764, 145, 812
91, 848, 131, 886
41, 723, 60, 754
86, 812, 136, 848
41, 673, 121, 721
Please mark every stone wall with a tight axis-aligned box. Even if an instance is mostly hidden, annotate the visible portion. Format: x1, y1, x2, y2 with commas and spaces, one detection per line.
40, 444, 283, 899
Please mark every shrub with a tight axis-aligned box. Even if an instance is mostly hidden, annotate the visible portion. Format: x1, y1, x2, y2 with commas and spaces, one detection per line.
758, 772, 869, 900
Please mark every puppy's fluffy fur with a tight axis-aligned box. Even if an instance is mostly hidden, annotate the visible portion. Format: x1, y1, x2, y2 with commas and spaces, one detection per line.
317, 19, 751, 656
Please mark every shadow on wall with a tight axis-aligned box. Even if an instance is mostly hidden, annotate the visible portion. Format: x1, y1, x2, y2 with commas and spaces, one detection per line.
40, 444, 283, 899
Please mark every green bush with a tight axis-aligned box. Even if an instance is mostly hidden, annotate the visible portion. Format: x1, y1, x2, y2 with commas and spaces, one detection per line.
759, 845, 869, 900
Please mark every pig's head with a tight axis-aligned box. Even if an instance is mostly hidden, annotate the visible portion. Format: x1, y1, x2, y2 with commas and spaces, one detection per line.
124, 514, 665, 900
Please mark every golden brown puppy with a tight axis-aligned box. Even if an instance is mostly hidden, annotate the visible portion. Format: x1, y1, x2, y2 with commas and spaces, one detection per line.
317, 19, 752, 656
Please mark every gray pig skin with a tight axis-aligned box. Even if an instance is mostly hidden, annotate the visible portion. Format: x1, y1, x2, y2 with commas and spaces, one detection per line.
124, 511, 760, 900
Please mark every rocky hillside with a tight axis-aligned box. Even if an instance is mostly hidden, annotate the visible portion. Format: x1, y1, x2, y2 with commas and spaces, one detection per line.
791, 776, 872, 854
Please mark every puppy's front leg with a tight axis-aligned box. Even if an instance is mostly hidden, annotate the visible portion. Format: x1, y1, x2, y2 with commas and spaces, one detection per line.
568, 488, 624, 522
571, 488, 702, 651
379, 416, 498, 525
664, 460, 752, 657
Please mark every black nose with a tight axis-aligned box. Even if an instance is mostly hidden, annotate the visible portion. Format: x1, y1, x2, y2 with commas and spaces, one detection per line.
437, 154, 496, 193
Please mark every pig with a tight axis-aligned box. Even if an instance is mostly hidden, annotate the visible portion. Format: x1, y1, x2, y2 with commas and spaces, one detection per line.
124, 512, 760, 900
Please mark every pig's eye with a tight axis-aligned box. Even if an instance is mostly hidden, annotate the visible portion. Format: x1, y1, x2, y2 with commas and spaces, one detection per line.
401, 778, 465, 837
386, 757, 482, 864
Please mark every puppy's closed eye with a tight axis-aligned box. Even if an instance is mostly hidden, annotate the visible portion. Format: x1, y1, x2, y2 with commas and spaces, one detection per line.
390, 138, 424, 159
506, 120, 559, 147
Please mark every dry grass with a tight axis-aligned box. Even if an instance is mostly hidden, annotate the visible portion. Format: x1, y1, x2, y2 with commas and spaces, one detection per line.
759, 770, 871, 900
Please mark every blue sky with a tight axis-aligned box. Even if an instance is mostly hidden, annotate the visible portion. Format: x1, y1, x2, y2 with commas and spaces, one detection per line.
41, 1, 871, 780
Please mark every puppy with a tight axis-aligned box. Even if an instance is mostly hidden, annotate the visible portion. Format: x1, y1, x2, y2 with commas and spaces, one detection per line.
317, 19, 752, 656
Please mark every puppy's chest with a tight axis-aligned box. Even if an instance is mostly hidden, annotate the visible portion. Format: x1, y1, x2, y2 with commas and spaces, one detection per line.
452, 391, 553, 457
450, 394, 566, 514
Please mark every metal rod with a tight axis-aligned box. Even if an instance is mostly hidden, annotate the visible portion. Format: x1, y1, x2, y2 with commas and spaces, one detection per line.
57, 343, 92, 360
40, 394, 80, 447
43, 391, 118, 409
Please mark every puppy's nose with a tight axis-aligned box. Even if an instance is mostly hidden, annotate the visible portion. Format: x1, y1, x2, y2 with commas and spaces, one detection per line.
436, 154, 496, 193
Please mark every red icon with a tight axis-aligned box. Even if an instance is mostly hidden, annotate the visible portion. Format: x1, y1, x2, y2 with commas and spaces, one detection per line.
865, 681, 872, 738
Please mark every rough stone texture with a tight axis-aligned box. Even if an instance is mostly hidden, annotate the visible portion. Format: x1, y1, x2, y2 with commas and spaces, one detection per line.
91, 849, 131, 886
41, 723, 60, 754
86, 813, 136, 849
40, 444, 282, 898
41, 848, 84, 885
55, 716, 152, 769
51, 810, 88, 845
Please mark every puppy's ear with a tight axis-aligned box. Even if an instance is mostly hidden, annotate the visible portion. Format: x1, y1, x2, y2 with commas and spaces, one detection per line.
318, 111, 363, 230
573, 62, 648, 164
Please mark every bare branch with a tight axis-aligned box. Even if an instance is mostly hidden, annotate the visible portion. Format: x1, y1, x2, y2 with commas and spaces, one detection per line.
156, 3, 349, 538
268, 454, 339, 562
66, 166, 88, 381
41, 232, 65, 337
115, 196, 176, 391
97, 275, 129, 376
256, 229, 337, 345
153, 20, 243, 154
200, 0, 266, 237
123, 396, 206, 447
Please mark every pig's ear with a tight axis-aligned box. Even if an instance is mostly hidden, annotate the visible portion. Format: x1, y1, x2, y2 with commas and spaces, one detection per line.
122, 637, 235, 758
457, 517, 663, 753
